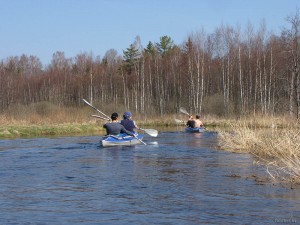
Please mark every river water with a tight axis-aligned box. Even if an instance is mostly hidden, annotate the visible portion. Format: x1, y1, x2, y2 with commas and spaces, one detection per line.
0, 130, 299, 224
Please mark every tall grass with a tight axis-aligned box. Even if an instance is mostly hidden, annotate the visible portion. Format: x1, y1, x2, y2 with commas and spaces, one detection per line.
0, 103, 103, 137
217, 118, 300, 183
0, 102, 177, 137
1, 102, 91, 125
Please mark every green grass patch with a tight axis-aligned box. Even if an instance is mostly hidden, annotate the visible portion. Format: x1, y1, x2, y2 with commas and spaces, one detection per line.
0, 124, 104, 138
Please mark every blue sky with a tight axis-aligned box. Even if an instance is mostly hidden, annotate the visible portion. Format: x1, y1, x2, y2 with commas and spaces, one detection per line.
0, 0, 298, 65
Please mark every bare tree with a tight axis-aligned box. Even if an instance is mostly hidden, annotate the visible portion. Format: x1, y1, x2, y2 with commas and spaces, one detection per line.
281, 9, 300, 118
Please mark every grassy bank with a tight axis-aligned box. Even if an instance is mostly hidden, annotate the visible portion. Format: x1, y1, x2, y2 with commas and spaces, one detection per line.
0, 123, 104, 138
0, 111, 239, 138
217, 118, 300, 184
0, 112, 178, 138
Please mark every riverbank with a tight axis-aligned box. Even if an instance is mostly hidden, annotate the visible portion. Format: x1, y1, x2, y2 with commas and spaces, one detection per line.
0, 123, 104, 138
0, 113, 297, 138
217, 119, 300, 184
0, 114, 176, 138
0, 107, 206, 138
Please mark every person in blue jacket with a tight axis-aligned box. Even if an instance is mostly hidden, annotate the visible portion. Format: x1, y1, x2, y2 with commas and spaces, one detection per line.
120, 111, 139, 133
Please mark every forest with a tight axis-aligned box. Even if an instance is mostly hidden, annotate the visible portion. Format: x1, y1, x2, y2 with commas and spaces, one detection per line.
1, 11, 300, 119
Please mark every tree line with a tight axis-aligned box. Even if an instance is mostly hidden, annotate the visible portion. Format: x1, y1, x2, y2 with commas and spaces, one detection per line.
1, 11, 300, 118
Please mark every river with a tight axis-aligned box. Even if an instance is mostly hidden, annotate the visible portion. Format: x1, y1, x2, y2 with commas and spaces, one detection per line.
0, 129, 299, 224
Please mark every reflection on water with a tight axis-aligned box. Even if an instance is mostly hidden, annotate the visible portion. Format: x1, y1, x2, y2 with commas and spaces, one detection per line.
0, 130, 300, 224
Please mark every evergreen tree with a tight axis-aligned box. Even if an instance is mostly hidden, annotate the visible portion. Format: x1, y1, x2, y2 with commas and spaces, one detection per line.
156, 35, 174, 56
144, 41, 157, 55
123, 44, 140, 74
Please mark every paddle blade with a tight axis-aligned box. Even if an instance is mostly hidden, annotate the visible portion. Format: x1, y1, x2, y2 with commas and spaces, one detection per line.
83, 99, 94, 109
175, 118, 185, 124
82, 99, 110, 120
179, 107, 190, 116
91, 115, 110, 121
140, 128, 158, 137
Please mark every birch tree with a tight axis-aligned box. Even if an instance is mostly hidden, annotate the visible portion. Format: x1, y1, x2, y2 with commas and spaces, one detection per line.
284, 10, 300, 118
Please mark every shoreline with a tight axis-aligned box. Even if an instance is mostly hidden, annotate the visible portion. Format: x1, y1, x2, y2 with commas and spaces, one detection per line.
0, 122, 185, 139
0, 115, 297, 139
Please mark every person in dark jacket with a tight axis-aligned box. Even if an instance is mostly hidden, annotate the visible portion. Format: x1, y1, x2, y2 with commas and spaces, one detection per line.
186, 115, 196, 128
103, 112, 136, 136
120, 111, 139, 133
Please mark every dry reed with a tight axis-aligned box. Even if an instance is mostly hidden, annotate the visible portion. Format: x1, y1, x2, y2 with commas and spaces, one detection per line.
217, 118, 300, 183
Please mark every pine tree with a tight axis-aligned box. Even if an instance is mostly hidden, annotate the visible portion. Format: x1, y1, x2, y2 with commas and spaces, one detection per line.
156, 35, 174, 56
123, 44, 140, 74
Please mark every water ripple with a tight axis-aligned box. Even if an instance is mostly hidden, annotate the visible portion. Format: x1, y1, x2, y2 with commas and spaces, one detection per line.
0, 133, 299, 224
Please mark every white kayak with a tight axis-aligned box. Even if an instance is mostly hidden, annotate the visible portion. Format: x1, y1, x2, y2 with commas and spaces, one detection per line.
101, 133, 144, 147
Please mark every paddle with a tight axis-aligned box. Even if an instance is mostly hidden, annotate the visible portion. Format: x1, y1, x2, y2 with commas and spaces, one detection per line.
83, 99, 110, 120
91, 114, 110, 121
174, 118, 185, 124
83, 99, 149, 145
139, 128, 158, 137
179, 107, 191, 116
133, 135, 147, 145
